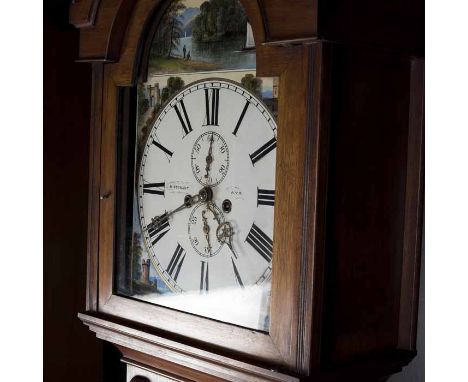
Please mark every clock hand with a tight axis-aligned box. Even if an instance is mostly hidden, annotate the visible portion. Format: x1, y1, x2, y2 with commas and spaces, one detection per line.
202, 209, 212, 256
207, 201, 222, 225
151, 187, 212, 229
204, 133, 215, 183
216, 221, 237, 259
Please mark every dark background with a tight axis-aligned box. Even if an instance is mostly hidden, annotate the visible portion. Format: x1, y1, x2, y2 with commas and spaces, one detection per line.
44, 0, 99, 380
44, 1, 125, 381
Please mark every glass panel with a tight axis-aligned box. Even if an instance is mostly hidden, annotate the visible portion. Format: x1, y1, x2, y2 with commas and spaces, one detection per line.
115, 0, 278, 332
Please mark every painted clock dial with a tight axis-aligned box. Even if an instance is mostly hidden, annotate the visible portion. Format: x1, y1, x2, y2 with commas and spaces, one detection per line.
138, 79, 277, 293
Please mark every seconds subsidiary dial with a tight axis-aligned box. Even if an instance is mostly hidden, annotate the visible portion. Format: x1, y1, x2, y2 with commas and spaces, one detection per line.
191, 131, 229, 187
139, 79, 277, 293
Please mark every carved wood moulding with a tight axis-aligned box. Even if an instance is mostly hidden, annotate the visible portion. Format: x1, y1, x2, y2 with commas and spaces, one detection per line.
70, 0, 319, 62
79, 313, 299, 382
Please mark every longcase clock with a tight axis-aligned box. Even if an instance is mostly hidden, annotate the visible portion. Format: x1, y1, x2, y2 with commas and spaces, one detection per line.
71, 0, 424, 381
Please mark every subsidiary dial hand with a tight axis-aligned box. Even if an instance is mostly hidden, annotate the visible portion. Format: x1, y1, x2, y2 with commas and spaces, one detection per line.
151, 187, 212, 229
202, 209, 212, 256
207, 201, 222, 225
204, 133, 215, 183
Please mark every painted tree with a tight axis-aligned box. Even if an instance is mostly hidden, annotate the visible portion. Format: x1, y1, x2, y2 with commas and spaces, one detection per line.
137, 83, 149, 116
241, 74, 262, 97
150, 0, 186, 58
193, 0, 247, 42
166, 0, 186, 57
161, 76, 185, 104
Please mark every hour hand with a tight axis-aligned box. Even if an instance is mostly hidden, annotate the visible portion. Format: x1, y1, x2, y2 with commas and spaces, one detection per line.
216, 221, 236, 258
204, 133, 215, 181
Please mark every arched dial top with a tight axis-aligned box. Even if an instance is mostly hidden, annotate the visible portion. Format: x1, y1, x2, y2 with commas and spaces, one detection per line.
138, 79, 277, 293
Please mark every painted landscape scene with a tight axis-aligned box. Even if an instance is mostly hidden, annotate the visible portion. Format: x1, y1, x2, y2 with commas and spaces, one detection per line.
148, 0, 256, 75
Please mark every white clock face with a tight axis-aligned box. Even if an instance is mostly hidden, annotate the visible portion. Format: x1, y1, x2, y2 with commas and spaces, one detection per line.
138, 79, 277, 293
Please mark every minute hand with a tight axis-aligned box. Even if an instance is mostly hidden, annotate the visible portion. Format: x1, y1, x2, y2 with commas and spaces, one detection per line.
151, 187, 213, 228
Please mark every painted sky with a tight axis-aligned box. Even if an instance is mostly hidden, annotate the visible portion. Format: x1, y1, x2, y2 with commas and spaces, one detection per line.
183, 0, 205, 8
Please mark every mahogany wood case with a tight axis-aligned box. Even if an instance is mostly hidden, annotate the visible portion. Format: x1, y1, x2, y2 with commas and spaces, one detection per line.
70, 0, 424, 381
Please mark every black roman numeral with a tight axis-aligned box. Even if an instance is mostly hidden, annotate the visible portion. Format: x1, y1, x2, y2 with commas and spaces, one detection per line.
200, 261, 209, 292
249, 137, 276, 165
204, 88, 219, 126
232, 100, 250, 136
152, 139, 173, 158
246, 223, 273, 262
166, 243, 185, 281
174, 100, 192, 136
231, 258, 244, 288
143, 182, 165, 196
257, 188, 275, 206
146, 213, 170, 247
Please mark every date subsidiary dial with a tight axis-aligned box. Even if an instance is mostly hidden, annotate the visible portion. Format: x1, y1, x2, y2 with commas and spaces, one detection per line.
188, 202, 224, 258
191, 131, 229, 187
